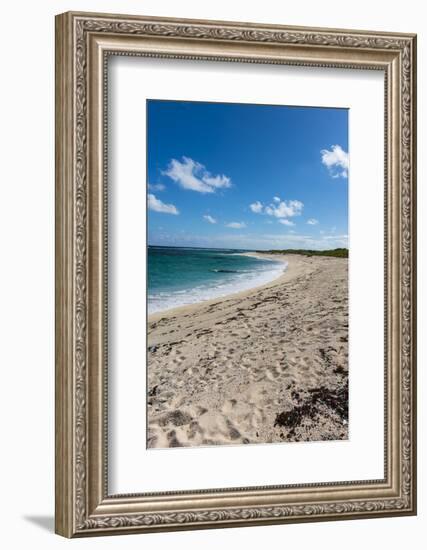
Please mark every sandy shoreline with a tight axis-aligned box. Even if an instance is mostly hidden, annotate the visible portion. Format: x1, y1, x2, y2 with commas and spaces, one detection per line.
149, 252, 295, 323
147, 254, 349, 448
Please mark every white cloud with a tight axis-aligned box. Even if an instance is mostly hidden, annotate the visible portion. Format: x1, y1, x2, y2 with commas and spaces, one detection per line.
250, 197, 304, 219
249, 201, 263, 213
163, 157, 231, 194
265, 199, 303, 219
203, 214, 217, 224
148, 193, 179, 215
321, 145, 349, 178
307, 218, 319, 225
278, 219, 295, 226
202, 175, 231, 189
148, 183, 166, 192
225, 222, 246, 229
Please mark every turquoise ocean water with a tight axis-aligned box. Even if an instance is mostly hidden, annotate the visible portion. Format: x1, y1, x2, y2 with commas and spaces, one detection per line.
148, 246, 287, 314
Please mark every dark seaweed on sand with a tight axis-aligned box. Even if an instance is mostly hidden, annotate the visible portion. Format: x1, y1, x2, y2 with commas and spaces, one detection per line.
274, 385, 348, 429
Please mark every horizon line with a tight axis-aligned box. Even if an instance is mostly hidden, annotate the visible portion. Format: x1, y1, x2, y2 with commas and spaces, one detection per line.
148, 244, 349, 252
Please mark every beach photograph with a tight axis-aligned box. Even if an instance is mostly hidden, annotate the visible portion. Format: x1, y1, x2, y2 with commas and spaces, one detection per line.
146, 100, 349, 449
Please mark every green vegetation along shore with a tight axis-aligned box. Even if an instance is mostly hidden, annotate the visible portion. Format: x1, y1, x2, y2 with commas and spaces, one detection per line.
256, 248, 348, 258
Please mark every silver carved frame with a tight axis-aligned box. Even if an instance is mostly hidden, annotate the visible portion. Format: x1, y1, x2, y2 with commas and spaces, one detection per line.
55, 11, 417, 537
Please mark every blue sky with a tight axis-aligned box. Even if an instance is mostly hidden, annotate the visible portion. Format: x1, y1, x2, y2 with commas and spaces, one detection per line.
147, 100, 348, 250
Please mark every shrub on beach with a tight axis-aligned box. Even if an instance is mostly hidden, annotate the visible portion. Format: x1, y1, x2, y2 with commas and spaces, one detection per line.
256, 248, 349, 258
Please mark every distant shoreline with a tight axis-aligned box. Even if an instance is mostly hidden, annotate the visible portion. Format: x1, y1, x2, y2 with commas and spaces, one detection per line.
147, 250, 288, 317
148, 244, 349, 258
255, 248, 348, 258
148, 248, 348, 317
148, 254, 297, 322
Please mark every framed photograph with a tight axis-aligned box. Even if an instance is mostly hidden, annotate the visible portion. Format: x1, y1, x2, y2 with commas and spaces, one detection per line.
55, 11, 417, 537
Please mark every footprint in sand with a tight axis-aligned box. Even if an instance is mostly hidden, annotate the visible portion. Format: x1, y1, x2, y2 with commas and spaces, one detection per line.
222, 399, 237, 414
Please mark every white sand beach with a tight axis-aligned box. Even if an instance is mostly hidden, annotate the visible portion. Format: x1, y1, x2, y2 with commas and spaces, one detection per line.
147, 254, 348, 448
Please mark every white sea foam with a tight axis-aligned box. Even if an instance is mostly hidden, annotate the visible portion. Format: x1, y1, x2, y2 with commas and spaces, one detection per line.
148, 258, 287, 314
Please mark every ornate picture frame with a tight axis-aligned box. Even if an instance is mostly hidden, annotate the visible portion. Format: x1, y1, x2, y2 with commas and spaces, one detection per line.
55, 11, 417, 537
